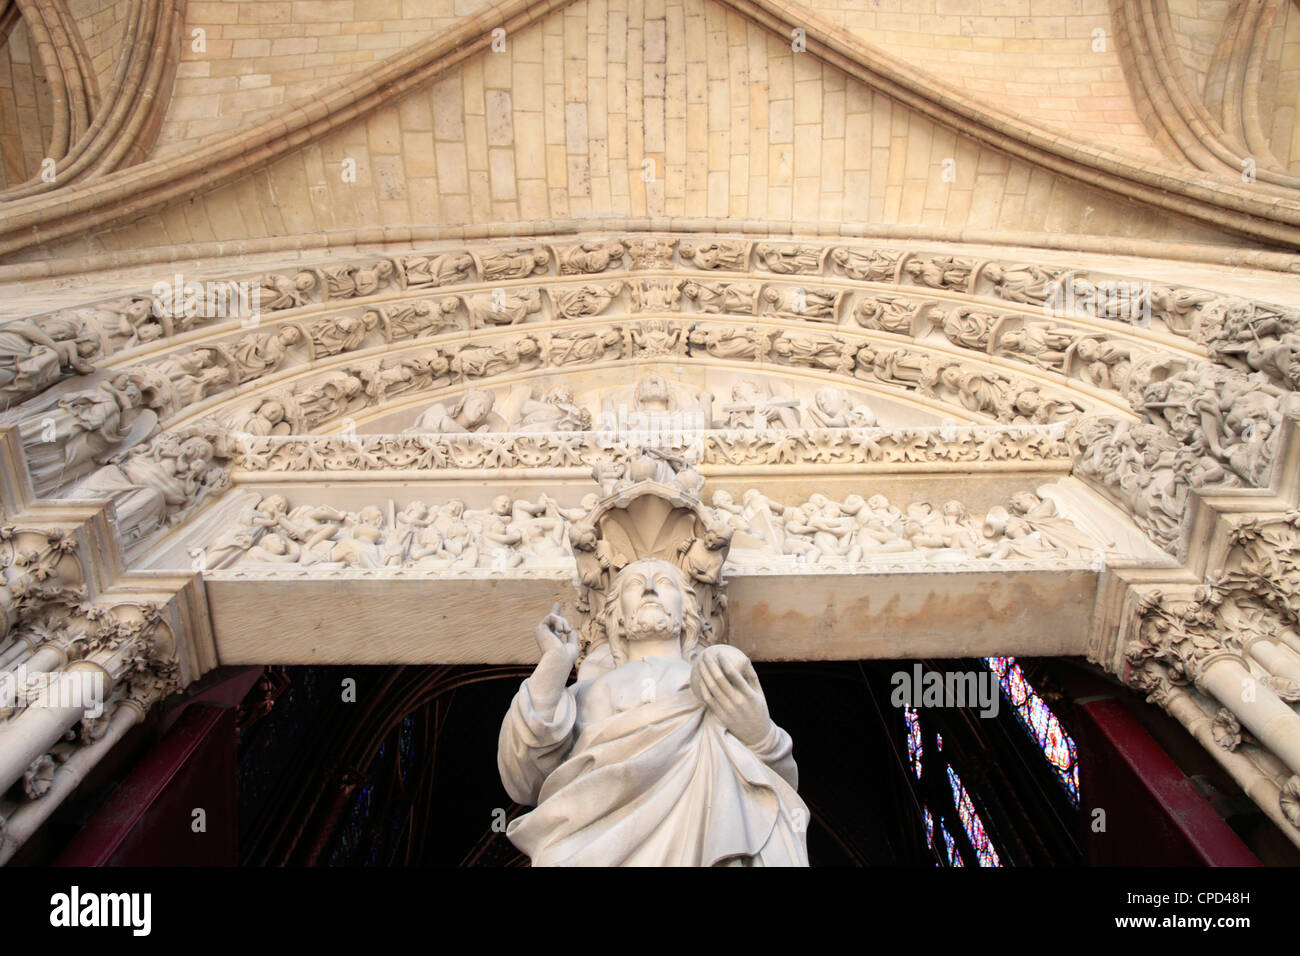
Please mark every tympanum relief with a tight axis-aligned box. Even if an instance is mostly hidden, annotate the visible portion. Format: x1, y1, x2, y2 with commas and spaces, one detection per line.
206, 482, 1119, 573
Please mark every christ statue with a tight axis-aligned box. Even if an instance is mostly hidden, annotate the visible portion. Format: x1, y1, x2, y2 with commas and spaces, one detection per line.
498, 557, 808, 866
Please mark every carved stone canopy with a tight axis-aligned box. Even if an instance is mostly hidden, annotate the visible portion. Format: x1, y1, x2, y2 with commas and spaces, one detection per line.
571, 475, 733, 656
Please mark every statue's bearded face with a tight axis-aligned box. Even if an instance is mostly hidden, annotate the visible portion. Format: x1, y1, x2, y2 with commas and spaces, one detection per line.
617, 559, 685, 643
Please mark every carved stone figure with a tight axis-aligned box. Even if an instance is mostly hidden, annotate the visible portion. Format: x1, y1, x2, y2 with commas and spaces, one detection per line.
854, 344, 935, 391
87, 297, 166, 347
558, 240, 626, 275
466, 289, 541, 328
498, 560, 807, 865
293, 371, 365, 429
398, 253, 473, 288
681, 280, 758, 314
1005, 492, 1109, 553
996, 323, 1076, 373
629, 279, 683, 312
145, 348, 232, 406
687, 325, 769, 362
201, 493, 291, 568
940, 307, 1000, 351
1147, 285, 1218, 336
625, 238, 677, 269
677, 240, 748, 271
628, 319, 686, 356
68, 435, 224, 544
221, 325, 303, 383
405, 387, 507, 434
771, 331, 852, 373
362, 354, 448, 403
305, 312, 379, 357
548, 326, 624, 366
722, 381, 800, 429
378, 299, 462, 340
221, 395, 301, 436
903, 255, 973, 291
1073, 337, 1133, 392
761, 287, 839, 322
17, 376, 157, 489
320, 260, 395, 299
516, 385, 593, 432
852, 294, 920, 334
260, 272, 317, 311
1209, 312, 1300, 390
806, 387, 877, 428
1070, 417, 1186, 550
829, 247, 899, 282
980, 506, 1068, 559
0, 320, 96, 406
450, 337, 541, 379
755, 243, 822, 275
477, 247, 550, 281
554, 282, 622, 319
980, 262, 1064, 305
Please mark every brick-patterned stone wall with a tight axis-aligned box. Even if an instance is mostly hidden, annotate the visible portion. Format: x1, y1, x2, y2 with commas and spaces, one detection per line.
55, 0, 1232, 260
1164, 0, 1226, 96
0, 21, 53, 188
155, 0, 494, 151
67, 0, 132, 94
1267, 0, 1300, 173
796, 0, 1160, 160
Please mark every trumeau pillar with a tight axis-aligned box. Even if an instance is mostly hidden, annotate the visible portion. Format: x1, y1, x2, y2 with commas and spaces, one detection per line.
0, 427, 214, 863
1091, 416, 1300, 847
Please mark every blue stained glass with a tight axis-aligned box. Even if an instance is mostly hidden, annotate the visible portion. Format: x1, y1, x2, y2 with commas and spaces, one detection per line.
946, 764, 1001, 867
985, 656, 1080, 804
904, 706, 923, 779
923, 806, 935, 849
399, 713, 416, 785
936, 732, 943, 752
940, 823, 964, 867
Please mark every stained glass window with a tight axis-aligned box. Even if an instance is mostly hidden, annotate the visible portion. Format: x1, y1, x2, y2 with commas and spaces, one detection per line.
936, 732, 943, 752
398, 713, 416, 785
904, 706, 923, 779
940, 823, 964, 867
923, 806, 934, 849
985, 656, 1080, 804
946, 764, 1001, 867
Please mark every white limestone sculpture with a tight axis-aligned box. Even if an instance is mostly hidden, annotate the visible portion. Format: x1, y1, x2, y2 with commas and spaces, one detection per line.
497, 480, 809, 866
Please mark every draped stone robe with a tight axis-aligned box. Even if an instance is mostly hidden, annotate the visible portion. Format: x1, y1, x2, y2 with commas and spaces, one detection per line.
498, 646, 808, 866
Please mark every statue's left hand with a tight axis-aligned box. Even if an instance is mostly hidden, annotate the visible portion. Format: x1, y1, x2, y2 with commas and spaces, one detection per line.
693, 646, 772, 748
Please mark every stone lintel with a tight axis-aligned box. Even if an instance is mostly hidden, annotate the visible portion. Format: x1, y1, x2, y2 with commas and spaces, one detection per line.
205, 567, 1097, 665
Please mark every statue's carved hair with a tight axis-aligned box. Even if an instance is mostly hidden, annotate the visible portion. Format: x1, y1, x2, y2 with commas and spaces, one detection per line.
449, 387, 493, 420
599, 558, 704, 667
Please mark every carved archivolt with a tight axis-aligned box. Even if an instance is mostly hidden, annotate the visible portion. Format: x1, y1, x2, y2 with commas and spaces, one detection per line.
5, 235, 1297, 563
9, 236, 1291, 402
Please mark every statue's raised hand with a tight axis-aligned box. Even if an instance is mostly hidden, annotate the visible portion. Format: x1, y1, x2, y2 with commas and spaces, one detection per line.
691, 644, 772, 748
528, 603, 579, 714
535, 603, 579, 663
